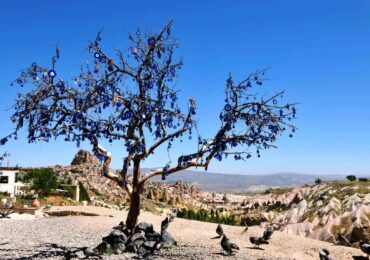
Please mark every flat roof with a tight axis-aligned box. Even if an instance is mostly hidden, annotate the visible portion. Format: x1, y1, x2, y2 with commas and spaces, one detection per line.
0, 167, 20, 171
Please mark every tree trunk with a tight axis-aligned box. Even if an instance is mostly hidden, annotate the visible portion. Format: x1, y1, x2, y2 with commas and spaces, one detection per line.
125, 158, 143, 230
126, 187, 141, 230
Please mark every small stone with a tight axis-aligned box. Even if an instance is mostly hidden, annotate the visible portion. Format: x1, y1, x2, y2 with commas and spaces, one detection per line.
94, 241, 110, 254
84, 247, 94, 256
146, 231, 161, 241
144, 241, 156, 248
113, 242, 126, 254
137, 246, 149, 257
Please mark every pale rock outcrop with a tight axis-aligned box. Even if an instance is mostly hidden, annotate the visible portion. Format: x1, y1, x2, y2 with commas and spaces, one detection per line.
297, 199, 307, 216
323, 197, 341, 214
282, 222, 313, 237
71, 150, 100, 165
343, 194, 362, 209
363, 193, 370, 204
309, 217, 340, 243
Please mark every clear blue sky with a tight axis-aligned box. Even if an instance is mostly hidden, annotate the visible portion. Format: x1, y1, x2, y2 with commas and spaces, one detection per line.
1, 1, 369, 176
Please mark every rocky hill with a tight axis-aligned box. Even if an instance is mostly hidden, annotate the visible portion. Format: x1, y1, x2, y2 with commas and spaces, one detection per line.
147, 169, 344, 193
241, 182, 370, 247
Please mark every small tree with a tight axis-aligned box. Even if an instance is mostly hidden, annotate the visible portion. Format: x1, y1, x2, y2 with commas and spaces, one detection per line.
315, 178, 322, 185
79, 182, 90, 202
2, 21, 297, 229
25, 169, 58, 195
346, 175, 357, 182
358, 178, 368, 182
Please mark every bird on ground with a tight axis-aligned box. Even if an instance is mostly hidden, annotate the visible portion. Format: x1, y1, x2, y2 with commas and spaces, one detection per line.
113, 221, 126, 230
44, 204, 53, 211
242, 223, 249, 234
169, 208, 177, 222
0, 210, 13, 219
221, 235, 239, 256
161, 217, 170, 235
319, 248, 334, 260
216, 224, 224, 237
337, 234, 351, 247
263, 226, 275, 240
360, 241, 370, 257
249, 236, 269, 248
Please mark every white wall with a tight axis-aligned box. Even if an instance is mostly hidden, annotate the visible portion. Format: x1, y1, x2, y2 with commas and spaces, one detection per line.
0, 170, 18, 194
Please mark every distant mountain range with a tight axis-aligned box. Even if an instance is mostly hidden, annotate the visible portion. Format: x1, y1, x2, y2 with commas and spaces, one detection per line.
142, 169, 345, 193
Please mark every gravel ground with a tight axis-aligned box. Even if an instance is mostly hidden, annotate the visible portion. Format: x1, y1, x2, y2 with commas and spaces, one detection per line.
0, 206, 365, 259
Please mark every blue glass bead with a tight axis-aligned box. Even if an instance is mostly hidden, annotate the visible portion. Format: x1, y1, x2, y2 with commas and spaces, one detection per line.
124, 111, 132, 119
147, 37, 155, 46
99, 56, 107, 63
48, 69, 56, 77
94, 52, 100, 59
224, 104, 232, 111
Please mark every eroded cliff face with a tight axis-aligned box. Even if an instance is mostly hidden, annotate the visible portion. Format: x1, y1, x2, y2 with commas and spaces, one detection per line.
241, 183, 370, 246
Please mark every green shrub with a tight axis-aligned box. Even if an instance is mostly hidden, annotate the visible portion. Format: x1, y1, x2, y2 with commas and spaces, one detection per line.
24, 169, 58, 195
346, 175, 357, 182
79, 182, 90, 202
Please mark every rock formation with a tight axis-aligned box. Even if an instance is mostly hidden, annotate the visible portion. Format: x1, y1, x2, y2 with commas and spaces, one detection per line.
71, 150, 100, 166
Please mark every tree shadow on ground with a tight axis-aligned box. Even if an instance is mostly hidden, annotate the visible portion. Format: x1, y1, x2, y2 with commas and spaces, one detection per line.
213, 252, 238, 256
0, 243, 98, 260
246, 246, 265, 250
352, 256, 369, 260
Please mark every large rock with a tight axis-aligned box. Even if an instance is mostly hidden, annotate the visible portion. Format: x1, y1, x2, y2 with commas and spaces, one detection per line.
71, 149, 100, 165
103, 229, 127, 244
343, 194, 362, 209
136, 222, 154, 234
282, 222, 313, 237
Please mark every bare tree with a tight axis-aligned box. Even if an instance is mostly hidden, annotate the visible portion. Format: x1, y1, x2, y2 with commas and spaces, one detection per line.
2, 21, 297, 229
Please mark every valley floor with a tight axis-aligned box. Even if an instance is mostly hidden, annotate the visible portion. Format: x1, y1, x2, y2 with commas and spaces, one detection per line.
0, 206, 364, 260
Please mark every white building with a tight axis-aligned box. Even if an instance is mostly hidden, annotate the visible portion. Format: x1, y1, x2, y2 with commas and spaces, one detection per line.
0, 168, 24, 195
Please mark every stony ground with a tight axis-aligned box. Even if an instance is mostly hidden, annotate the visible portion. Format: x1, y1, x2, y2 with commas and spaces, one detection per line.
0, 206, 365, 259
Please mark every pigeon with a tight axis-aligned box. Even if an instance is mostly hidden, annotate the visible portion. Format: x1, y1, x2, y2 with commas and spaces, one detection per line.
249, 236, 269, 248
169, 208, 177, 222
216, 224, 224, 237
44, 204, 53, 211
242, 223, 249, 234
319, 248, 334, 260
0, 210, 13, 219
337, 234, 351, 247
221, 235, 239, 256
263, 226, 275, 240
161, 217, 170, 234
113, 221, 126, 230
360, 241, 370, 257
